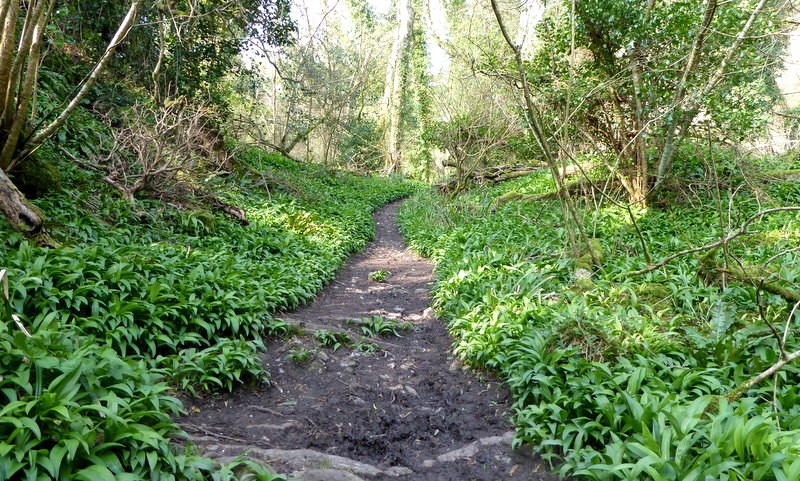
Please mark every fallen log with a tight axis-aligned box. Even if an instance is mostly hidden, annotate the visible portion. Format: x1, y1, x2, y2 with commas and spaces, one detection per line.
438, 164, 543, 193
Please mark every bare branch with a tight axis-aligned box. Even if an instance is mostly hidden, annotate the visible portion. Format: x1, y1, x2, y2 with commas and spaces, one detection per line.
655, 0, 770, 188
490, 0, 599, 264
727, 348, 800, 403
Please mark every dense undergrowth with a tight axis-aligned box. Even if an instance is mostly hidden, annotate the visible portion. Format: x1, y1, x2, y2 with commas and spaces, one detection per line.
398, 153, 800, 480
0, 150, 413, 480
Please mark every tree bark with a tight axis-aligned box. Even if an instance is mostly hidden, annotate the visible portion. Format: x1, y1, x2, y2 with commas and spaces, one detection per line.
0, 167, 42, 234
712, 264, 800, 304
0, 0, 20, 127
381, 0, 414, 173
0, 0, 51, 168
726, 347, 800, 403
654, 0, 767, 190
0, 0, 140, 236
626, 0, 655, 206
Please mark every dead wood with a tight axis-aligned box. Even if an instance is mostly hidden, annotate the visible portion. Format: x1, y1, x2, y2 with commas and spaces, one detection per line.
711, 264, 800, 303
209, 197, 249, 226
438, 164, 543, 193
632, 207, 800, 276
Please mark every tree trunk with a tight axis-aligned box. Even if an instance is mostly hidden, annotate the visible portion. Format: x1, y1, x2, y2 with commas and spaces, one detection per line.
0, 167, 42, 234
0, 0, 21, 128
26, 0, 141, 150
628, 0, 653, 206
0, 0, 140, 236
381, 0, 414, 173
653, 0, 767, 191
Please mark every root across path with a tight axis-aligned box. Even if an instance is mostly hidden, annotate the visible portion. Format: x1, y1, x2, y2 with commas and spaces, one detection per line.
180, 201, 560, 481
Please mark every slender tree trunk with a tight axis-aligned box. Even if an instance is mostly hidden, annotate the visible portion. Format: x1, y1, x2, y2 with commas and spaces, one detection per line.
26, 0, 141, 150
627, 0, 655, 206
654, 0, 767, 190
0, 0, 51, 168
0, 0, 140, 235
490, 0, 599, 264
629, 59, 648, 205
272, 69, 280, 146
151, 16, 167, 102
381, 0, 414, 173
0, 0, 20, 128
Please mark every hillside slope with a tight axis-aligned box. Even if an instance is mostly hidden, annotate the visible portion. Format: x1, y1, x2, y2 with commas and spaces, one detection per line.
0, 149, 414, 480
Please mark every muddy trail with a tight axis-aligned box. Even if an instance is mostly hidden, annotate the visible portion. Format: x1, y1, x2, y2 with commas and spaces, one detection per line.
180, 201, 561, 481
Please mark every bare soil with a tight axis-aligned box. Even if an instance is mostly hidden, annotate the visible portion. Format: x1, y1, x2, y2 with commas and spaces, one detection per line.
180, 200, 561, 481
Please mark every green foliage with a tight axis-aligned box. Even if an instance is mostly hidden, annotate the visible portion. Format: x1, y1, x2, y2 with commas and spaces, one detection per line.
0, 149, 412, 480
0, 319, 210, 481
312, 329, 352, 351
368, 269, 390, 282
160, 339, 268, 396
398, 162, 800, 479
337, 118, 385, 172
347, 315, 413, 337
355, 341, 381, 353
48, 0, 295, 105
286, 347, 317, 364
521, 0, 787, 191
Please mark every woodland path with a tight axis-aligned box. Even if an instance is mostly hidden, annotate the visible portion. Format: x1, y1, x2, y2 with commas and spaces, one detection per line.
179, 200, 560, 481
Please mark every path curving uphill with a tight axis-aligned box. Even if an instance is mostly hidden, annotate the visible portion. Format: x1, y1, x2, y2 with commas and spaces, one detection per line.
180, 200, 560, 481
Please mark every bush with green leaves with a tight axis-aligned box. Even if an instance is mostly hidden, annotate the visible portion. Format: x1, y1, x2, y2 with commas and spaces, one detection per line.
346, 315, 413, 338
398, 160, 800, 480
0, 318, 248, 481
312, 329, 351, 351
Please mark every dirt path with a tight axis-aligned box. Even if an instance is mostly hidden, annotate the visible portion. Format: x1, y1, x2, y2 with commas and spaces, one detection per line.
180, 201, 560, 481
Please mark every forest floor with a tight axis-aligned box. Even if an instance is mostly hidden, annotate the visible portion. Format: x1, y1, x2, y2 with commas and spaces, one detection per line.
179, 200, 561, 481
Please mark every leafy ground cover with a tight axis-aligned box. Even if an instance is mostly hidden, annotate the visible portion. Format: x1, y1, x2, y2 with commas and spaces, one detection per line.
398, 154, 800, 480
0, 150, 413, 480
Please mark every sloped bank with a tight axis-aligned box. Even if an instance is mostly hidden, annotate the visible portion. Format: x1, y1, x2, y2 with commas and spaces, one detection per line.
0, 151, 413, 480
397, 172, 800, 480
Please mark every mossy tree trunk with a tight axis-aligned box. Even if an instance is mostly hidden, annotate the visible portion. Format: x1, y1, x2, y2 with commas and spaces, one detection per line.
0, 168, 42, 234
380, 0, 414, 174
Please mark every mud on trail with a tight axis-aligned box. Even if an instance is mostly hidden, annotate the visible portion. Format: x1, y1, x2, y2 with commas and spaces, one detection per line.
180, 201, 561, 481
